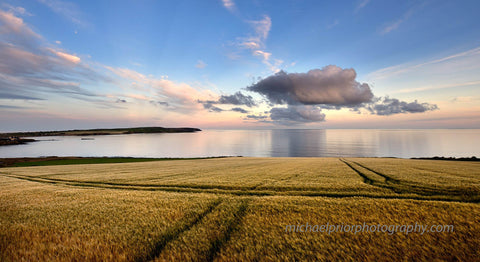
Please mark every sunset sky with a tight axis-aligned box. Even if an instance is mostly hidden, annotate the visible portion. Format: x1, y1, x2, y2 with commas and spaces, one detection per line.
1, 0, 479, 131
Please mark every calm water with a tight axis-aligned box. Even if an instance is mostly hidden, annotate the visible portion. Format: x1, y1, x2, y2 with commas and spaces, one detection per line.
0, 129, 479, 158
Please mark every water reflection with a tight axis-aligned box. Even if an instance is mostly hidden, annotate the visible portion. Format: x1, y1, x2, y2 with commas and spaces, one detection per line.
270, 129, 328, 157
0, 129, 478, 158
323, 130, 377, 157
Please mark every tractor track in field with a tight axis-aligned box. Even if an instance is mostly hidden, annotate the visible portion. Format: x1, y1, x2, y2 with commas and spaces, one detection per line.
348, 160, 400, 183
206, 199, 250, 261
3, 173, 479, 203
340, 159, 480, 201
139, 198, 223, 262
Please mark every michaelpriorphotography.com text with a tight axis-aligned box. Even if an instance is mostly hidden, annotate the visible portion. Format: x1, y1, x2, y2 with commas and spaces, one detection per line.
285, 222, 454, 235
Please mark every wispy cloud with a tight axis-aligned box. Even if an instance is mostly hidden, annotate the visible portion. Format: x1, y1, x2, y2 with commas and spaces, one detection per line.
36, 0, 87, 27
0, 8, 105, 102
392, 81, 480, 94
451, 96, 480, 103
381, 19, 403, 34
254, 50, 271, 60
195, 60, 207, 69
367, 46, 480, 81
2, 3, 32, 16
326, 19, 339, 29
107, 66, 218, 114
233, 15, 284, 73
249, 15, 271, 40
47, 48, 81, 64
0, 7, 222, 116
0, 104, 28, 109
0, 6, 262, 130
355, 0, 370, 13
221, 0, 235, 13
380, 3, 421, 35
0, 9, 39, 38
237, 15, 271, 51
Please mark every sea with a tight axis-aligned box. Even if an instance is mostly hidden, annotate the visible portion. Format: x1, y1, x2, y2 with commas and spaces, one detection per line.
0, 129, 478, 159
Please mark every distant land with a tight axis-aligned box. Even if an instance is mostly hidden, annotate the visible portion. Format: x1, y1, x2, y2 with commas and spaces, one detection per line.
0, 127, 201, 146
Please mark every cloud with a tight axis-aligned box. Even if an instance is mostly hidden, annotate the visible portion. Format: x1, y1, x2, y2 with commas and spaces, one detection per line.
218, 92, 257, 107
108, 66, 217, 113
0, 8, 116, 107
195, 60, 207, 69
451, 96, 479, 103
202, 102, 223, 112
326, 19, 339, 29
247, 65, 374, 106
231, 107, 248, 113
392, 80, 480, 94
0, 91, 43, 100
105, 66, 146, 82
47, 48, 81, 64
249, 15, 271, 41
237, 15, 271, 51
246, 65, 438, 123
221, 0, 235, 12
37, 0, 87, 27
0, 42, 108, 102
245, 114, 268, 120
367, 46, 480, 81
0, 104, 26, 109
0, 6, 226, 122
365, 97, 438, 115
270, 105, 325, 124
199, 91, 257, 111
232, 15, 284, 73
355, 0, 370, 12
379, 3, 426, 35
239, 41, 260, 49
2, 4, 31, 16
150, 100, 169, 107
0, 9, 39, 38
254, 50, 271, 61
381, 19, 404, 34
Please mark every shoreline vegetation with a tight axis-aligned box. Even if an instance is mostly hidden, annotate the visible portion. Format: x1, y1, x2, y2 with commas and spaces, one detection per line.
411, 156, 479, 161
0, 127, 201, 146
0, 156, 230, 168
0, 155, 478, 168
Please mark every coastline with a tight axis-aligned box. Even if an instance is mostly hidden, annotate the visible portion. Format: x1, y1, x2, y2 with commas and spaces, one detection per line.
0, 127, 201, 146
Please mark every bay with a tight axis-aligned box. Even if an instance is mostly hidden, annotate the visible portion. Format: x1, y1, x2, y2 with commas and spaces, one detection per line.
0, 129, 478, 158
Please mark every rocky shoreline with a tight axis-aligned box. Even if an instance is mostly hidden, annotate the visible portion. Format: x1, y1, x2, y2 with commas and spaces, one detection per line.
0, 137, 36, 146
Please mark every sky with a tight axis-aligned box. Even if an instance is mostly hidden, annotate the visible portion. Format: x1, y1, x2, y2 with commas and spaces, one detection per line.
0, 0, 479, 131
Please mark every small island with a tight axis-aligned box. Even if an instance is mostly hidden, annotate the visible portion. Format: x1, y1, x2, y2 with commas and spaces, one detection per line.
0, 127, 201, 146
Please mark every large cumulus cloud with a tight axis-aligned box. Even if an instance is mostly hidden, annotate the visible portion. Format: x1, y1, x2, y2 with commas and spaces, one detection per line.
247, 65, 374, 105
246, 65, 438, 123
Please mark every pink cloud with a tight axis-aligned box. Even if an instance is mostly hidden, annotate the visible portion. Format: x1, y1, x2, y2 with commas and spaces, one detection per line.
0, 9, 39, 38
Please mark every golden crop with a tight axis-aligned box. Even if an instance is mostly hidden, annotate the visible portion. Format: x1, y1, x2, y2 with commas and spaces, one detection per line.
1, 157, 479, 261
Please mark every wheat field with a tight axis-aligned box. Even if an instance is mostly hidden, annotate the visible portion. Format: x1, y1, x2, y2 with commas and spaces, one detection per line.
1, 157, 479, 261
